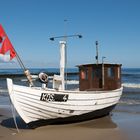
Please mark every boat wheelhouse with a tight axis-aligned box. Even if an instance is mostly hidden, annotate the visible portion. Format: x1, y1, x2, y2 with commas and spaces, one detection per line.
78, 63, 121, 91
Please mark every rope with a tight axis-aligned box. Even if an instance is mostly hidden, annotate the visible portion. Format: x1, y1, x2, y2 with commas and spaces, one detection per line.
14, 49, 26, 71
9, 92, 20, 133
14, 49, 34, 86
10, 102, 20, 133
10, 41, 33, 86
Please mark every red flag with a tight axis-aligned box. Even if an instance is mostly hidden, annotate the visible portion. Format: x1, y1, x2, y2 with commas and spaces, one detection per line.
0, 24, 6, 38
0, 24, 5, 43
0, 24, 16, 60
0, 37, 16, 60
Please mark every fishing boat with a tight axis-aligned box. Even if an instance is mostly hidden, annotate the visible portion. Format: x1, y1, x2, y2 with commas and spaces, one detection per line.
6, 40, 123, 127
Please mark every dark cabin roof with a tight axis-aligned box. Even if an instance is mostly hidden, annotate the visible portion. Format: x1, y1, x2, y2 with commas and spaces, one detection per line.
77, 63, 122, 67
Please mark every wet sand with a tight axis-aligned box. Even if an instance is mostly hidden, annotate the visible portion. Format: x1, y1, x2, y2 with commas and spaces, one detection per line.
0, 94, 140, 140
1, 108, 140, 140
0, 114, 126, 140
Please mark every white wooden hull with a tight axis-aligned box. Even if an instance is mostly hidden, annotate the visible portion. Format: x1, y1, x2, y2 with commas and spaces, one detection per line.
7, 78, 123, 125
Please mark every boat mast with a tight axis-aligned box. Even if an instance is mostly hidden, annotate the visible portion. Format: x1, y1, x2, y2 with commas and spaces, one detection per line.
60, 41, 66, 90
102, 56, 106, 89
64, 19, 68, 90
50, 34, 82, 90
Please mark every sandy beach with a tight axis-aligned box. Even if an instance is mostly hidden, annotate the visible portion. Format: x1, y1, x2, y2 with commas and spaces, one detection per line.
0, 112, 126, 140
0, 93, 140, 140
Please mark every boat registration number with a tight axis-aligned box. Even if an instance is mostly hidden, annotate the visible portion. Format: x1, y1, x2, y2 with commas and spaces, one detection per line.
40, 93, 68, 102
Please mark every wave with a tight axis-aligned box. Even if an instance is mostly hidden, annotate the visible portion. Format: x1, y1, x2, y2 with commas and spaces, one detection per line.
66, 80, 79, 85
122, 83, 140, 88
119, 99, 140, 105
0, 89, 8, 94
122, 73, 140, 77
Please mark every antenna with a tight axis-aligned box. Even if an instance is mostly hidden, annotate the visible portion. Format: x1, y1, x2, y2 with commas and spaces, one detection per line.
95, 41, 99, 64
102, 56, 106, 89
64, 19, 67, 41
50, 34, 82, 41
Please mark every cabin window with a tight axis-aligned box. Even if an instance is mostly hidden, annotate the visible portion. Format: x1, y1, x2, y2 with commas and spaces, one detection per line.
81, 68, 88, 80
108, 67, 115, 78
94, 68, 102, 79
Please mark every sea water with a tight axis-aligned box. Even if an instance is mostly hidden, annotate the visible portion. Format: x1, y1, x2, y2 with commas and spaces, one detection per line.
122, 68, 140, 92
120, 68, 140, 108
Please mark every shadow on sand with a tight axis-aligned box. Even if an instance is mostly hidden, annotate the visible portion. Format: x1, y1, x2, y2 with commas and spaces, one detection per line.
1, 116, 28, 129
1, 114, 117, 130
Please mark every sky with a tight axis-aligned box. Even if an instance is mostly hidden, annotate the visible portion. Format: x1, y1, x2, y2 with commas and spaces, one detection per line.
0, 0, 140, 68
